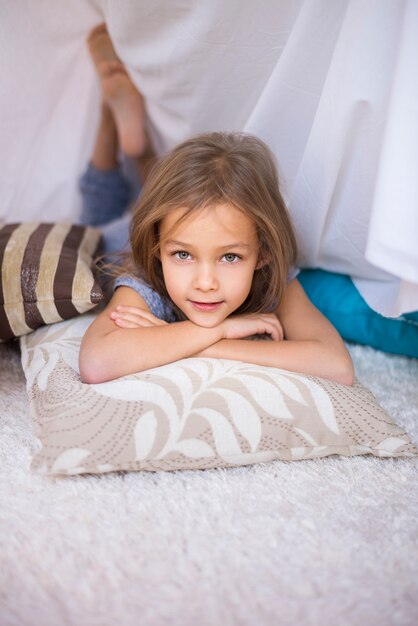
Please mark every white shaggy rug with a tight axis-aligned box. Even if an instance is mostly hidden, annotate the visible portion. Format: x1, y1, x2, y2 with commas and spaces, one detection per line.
1, 341, 417, 626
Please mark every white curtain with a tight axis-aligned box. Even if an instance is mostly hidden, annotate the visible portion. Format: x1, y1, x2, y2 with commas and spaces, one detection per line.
1, 0, 417, 316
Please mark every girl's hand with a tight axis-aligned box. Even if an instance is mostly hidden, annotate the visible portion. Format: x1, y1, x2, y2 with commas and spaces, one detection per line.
109, 305, 168, 329
221, 313, 284, 341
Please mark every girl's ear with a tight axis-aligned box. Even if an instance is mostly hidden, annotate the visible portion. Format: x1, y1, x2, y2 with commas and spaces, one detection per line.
256, 254, 270, 270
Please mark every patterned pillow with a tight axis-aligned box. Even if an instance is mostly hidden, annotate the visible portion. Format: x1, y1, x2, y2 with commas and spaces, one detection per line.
19, 314, 417, 476
0, 222, 103, 341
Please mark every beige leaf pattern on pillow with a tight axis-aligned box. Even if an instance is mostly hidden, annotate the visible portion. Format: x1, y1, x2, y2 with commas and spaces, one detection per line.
19, 314, 417, 476
216, 389, 262, 452
134, 410, 158, 460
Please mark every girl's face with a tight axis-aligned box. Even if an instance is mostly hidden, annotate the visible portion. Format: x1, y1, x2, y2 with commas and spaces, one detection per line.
159, 203, 260, 328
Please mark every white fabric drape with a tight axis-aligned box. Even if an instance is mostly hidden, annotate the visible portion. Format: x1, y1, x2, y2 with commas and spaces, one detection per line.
1, 0, 417, 315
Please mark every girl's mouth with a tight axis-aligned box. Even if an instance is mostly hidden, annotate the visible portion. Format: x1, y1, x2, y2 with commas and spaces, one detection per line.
190, 301, 224, 312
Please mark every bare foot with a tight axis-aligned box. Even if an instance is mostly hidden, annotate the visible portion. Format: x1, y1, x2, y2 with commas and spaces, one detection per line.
87, 23, 120, 66
87, 24, 147, 158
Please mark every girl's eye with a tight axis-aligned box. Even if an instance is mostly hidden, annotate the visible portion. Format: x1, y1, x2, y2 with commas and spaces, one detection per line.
175, 251, 191, 261
223, 253, 239, 263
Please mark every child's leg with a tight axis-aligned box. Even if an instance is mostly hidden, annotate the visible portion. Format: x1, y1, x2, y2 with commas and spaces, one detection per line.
79, 24, 153, 253
79, 101, 131, 229
91, 102, 118, 171
87, 23, 147, 158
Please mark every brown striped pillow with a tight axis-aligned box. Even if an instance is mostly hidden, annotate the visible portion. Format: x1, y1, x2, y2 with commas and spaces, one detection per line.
0, 222, 103, 341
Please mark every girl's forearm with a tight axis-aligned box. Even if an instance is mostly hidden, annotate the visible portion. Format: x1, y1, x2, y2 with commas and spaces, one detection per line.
80, 321, 222, 384
80, 321, 223, 383
195, 338, 354, 386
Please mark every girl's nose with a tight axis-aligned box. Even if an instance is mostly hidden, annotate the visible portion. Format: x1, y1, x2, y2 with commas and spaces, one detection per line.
193, 264, 218, 291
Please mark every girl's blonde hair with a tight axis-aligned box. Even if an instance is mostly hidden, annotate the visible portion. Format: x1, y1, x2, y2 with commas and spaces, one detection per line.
129, 132, 297, 315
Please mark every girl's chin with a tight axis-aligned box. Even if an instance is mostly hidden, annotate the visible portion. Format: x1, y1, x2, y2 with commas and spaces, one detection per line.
189, 317, 223, 329
184, 311, 228, 329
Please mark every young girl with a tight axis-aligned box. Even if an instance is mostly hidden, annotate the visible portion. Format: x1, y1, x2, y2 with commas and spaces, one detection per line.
79, 132, 354, 386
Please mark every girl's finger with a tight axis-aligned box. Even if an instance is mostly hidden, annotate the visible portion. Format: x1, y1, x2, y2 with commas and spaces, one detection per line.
265, 321, 282, 341
110, 310, 151, 322
110, 311, 168, 328
111, 314, 154, 327
113, 318, 149, 329
269, 322, 283, 341
266, 325, 279, 341
113, 306, 164, 325
261, 316, 283, 341
115, 305, 155, 319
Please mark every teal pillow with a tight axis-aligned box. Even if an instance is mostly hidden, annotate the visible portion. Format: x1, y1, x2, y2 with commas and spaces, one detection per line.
298, 269, 418, 358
